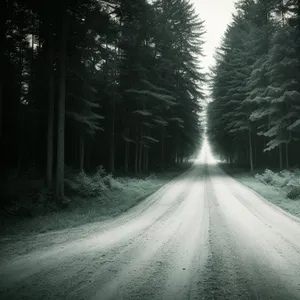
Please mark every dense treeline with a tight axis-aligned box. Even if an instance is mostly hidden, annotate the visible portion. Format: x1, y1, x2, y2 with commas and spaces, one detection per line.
1, 0, 205, 204
208, 0, 300, 171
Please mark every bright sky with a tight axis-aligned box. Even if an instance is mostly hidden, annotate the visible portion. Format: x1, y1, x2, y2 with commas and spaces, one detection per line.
194, 0, 236, 97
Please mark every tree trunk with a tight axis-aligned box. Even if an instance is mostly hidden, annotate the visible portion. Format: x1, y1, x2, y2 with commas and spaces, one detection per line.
71, 136, 74, 167
138, 127, 143, 173
73, 136, 78, 168
79, 133, 85, 172
0, 78, 2, 145
285, 143, 289, 169
134, 128, 138, 175
0, 76, 2, 159
124, 128, 129, 173
46, 2, 55, 188
160, 126, 165, 171
254, 142, 257, 167
248, 129, 254, 172
0, 59, 2, 152
17, 112, 25, 177
54, 3, 68, 204
143, 146, 147, 172
17, 42, 25, 178
109, 94, 115, 173
279, 144, 283, 170
0, 0, 6, 148
143, 126, 149, 172
86, 140, 91, 172
145, 147, 149, 172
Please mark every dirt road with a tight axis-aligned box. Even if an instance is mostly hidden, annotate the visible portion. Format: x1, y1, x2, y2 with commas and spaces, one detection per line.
1, 145, 300, 299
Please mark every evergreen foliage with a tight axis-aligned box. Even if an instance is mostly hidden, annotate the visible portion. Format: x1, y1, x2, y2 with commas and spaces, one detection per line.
208, 0, 300, 170
0, 0, 206, 204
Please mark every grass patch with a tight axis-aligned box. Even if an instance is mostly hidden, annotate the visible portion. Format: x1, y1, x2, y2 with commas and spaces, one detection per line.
221, 163, 300, 219
0, 164, 190, 238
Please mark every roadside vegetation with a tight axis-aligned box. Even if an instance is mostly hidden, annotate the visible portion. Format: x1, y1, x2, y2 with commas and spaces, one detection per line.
0, 163, 191, 238
221, 163, 300, 219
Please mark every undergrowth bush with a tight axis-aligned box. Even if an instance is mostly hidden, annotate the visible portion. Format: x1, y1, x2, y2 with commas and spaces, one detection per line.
65, 166, 125, 198
255, 168, 300, 200
287, 185, 300, 200
3, 188, 57, 218
145, 173, 157, 180
255, 169, 274, 185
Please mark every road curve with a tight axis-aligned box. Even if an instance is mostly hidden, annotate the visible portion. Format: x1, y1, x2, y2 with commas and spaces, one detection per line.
1, 150, 300, 299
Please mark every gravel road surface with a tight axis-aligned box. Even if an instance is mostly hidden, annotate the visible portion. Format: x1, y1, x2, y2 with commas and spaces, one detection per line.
1, 143, 300, 299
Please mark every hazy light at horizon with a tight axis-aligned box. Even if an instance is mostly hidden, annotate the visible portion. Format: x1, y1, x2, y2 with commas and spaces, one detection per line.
196, 138, 217, 164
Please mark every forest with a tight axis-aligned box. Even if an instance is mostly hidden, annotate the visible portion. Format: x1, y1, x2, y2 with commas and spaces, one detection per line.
207, 0, 300, 171
0, 0, 206, 214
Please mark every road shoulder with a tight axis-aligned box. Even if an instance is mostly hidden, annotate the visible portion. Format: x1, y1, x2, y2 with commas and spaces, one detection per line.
220, 164, 300, 222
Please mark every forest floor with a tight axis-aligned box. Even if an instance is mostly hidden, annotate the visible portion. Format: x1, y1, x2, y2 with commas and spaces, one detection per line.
221, 163, 300, 220
0, 164, 191, 239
